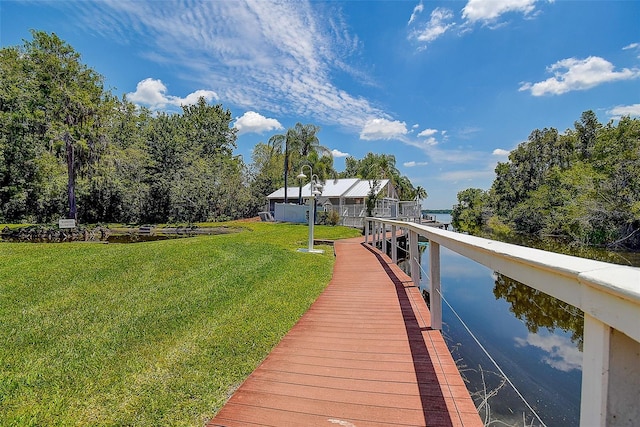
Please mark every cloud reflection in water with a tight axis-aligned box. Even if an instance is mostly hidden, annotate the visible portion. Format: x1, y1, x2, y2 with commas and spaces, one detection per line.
515, 333, 583, 372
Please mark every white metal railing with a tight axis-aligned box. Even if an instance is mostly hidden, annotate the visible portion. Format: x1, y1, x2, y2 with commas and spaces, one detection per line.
365, 217, 640, 427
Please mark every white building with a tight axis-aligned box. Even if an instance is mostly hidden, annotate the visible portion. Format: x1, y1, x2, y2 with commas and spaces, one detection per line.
266, 178, 421, 227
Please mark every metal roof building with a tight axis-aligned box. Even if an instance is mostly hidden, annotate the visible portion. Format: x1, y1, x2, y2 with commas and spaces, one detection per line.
266, 178, 415, 227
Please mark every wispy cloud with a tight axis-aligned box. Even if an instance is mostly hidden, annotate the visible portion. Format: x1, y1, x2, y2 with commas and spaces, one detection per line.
493, 148, 510, 156
408, 0, 549, 47
607, 103, 640, 119
408, 1, 424, 25
126, 78, 217, 110
234, 111, 283, 135
417, 128, 439, 137
404, 161, 429, 167
72, 0, 387, 131
519, 56, 640, 96
409, 7, 455, 44
623, 42, 640, 58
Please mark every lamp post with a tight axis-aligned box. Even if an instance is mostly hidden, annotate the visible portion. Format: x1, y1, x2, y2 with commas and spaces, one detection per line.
296, 165, 324, 254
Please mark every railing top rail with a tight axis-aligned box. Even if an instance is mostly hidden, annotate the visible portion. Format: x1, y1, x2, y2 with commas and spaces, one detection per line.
367, 217, 640, 342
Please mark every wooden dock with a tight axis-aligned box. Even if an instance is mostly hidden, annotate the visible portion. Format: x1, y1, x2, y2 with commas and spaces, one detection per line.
208, 237, 482, 427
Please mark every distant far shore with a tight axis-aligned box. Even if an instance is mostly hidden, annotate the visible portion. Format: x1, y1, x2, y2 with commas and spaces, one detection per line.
422, 209, 452, 214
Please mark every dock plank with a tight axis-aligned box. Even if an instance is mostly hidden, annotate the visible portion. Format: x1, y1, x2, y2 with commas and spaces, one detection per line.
208, 238, 482, 427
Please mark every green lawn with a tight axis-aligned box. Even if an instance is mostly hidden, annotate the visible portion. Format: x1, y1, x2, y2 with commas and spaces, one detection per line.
0, 222, 361, 426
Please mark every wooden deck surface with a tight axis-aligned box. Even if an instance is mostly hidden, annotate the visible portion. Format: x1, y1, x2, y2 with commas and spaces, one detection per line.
208, 237, 482, 427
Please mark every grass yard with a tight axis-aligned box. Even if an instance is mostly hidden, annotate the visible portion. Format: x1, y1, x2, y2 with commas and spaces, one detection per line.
0, 222, 361, 426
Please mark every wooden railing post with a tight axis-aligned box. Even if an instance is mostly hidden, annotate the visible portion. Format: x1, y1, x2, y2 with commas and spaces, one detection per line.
364, 219, 370, 244
371, 220, 375, 246
429, 241, 442, 330
580, 314, 609, 426
409, 230, 420, 288
391, 225, 397, 264
381, 222, 387, 255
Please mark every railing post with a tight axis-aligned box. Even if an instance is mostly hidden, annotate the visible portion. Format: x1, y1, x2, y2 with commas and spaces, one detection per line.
580, 314, 610, 427
370, 219, 375, 245
409, 230, 420, 288
429, 241, 442, 330
381, 222, 387, 255
391, 224, 397, 264
364, 219, 370, 244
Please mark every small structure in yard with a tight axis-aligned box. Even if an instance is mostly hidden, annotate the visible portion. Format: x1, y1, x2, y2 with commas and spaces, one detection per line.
266, 178, 421, 227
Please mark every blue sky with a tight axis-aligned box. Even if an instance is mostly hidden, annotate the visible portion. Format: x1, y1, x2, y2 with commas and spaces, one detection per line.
2, 1, 639, 208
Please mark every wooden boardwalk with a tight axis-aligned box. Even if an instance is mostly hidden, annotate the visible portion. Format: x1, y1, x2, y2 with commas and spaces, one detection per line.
208, 238, 482, 427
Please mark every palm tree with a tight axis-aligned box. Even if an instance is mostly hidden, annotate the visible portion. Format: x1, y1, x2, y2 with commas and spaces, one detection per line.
270, 123, 329, 204
414, 185, 428, 202
287, 123, 332, 204
301, 151, 338, 185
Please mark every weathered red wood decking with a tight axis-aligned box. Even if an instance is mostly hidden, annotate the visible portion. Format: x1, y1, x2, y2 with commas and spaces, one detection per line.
208, 237, 482, 427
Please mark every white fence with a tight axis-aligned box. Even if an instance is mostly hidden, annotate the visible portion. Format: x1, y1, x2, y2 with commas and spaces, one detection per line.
336, 203, 391, 228
365, 218, 640, 427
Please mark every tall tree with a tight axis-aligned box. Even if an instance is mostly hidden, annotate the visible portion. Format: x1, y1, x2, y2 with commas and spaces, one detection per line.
575, 110, 601, 160
339, 152, 417, 200
414, 186, 428, 202
181, 97, 237, 158
266, 132, 289, 202
0, 44, 40, 220
25, 31, 108, 221
287, 123, 330, 204
269, 123, 329, 204
452, 188, 489, 234
250, 138, 285, 203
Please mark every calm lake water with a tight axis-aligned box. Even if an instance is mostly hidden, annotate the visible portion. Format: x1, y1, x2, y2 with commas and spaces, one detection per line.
415, 213, 582, 426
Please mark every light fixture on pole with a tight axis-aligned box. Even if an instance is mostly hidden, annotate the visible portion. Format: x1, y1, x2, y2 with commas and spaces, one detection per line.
296, 165, 324, 254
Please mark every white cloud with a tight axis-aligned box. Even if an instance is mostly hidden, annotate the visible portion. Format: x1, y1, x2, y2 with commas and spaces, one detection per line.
410, 7, 455, 43
404, 161, 429, 167
127, 78, 217, 110
408, 2, 424, 25
462, 0, 539, 24
519, 56, 640, 96
623, 42, 640, 58
233, 111, 283, 135
417, 128, 438, 137
515, 333, 582, 372
607, 104, 640, 119
77, 1, 387, 131
331, 149, 350, 158
493, 148, 510, 156
422, 137, 439, 146
360, 118, 408, 141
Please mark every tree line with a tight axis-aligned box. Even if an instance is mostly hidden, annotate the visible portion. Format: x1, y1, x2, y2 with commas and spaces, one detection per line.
452, 111, 640, 250
1, 31, 422, 225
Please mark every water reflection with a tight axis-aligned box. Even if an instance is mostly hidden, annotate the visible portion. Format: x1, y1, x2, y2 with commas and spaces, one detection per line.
493, 272, 584, 350
515, 333, 582, 372
417, 246, 582, 427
